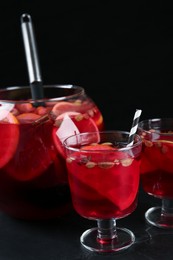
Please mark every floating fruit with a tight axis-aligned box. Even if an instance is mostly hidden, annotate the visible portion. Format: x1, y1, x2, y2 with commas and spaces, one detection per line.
0, 112, 19, 168
52, 101, 81, 117
17, 113, 41, 123
52, 112, 99, 158
4, 121, 54, 181
81, 144, 116, 151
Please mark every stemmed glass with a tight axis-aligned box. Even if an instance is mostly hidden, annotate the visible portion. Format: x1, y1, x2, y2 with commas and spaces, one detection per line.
138, 118, 173, 228
63, 131, 142, 253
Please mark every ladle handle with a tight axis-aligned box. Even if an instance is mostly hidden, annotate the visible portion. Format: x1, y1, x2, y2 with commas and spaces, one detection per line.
21, 13, 44, 102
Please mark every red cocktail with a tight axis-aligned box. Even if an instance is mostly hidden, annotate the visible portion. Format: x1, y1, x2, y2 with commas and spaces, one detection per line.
65, 141, 140, 220
0, 85, 104, 220
138, 118, 173, 228
63, 131, 142, 253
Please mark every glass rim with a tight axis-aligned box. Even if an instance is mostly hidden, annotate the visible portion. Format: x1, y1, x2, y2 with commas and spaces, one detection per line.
63, 130, 142, 153
0, 84, 85, 103
139, 117, 173, 123
138, 118, 173, 136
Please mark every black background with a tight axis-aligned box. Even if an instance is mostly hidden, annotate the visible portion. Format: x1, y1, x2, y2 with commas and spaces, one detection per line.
1, 1, 173, 130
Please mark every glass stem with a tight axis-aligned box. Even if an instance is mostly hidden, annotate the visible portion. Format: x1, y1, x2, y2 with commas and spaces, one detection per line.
97, 218, 117, 242
161, 199, 173, 216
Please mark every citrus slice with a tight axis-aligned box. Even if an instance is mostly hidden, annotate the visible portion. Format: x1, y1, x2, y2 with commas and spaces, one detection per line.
52, 112, 99, 158
16, 103, 35, 113
94, 114, 104, 129
17, 113, 41, 123
156, 140, 173, 145
52, 101, 81, 117
0, 112, 19, 168
4, 120, 55, 181
81, 144, 116, 151
154, 139, 173, 173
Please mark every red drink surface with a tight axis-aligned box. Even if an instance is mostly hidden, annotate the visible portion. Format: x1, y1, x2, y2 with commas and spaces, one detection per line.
66, 144, 141, 220
140, 133, 173, 199
0, 98, 104, 220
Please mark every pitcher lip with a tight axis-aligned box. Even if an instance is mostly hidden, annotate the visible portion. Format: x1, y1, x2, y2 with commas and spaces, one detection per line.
0, 84, 85, 103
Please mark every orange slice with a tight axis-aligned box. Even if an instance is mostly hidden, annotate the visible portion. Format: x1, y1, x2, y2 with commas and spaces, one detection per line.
81, 144, 116, 151
94, 114, 104, 129
4, 117, 55, 181
156, 140, 173, 144
17, 113, 41, 123
0, 112, 19, 168
52, 112, 99, 158
52, 101, 81, 117
15, 103, 35, 113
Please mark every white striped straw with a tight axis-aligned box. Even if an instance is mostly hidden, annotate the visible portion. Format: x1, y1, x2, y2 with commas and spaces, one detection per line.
127, 109, 142, 147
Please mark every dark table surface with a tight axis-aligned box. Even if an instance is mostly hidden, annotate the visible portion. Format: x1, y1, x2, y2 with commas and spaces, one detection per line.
0, 186, 172, 260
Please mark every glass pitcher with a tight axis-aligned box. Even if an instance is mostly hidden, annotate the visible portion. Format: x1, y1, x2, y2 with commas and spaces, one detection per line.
0, 84, 104, 220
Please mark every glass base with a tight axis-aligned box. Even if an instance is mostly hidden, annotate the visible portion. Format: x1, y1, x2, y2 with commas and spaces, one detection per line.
80, 227, 135, 253
145, 206, 173, 229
